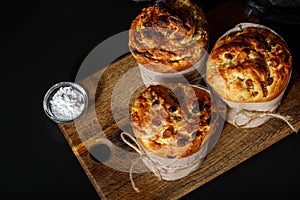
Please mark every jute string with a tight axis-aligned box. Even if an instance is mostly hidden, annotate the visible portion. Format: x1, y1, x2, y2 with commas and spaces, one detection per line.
120, 132, 206, 192
232, 109, 298, 132
120, 132, 162, 192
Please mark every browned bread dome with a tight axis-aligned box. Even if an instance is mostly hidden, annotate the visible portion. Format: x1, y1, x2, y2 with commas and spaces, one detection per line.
128, 0, 209, 73
129, 84, 212, 158
206, 24, 292, 102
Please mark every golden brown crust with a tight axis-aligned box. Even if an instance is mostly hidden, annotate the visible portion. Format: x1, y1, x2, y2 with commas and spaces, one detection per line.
128, 0, 209, 73
206, 26, 292, 102
129, 84, 211, 158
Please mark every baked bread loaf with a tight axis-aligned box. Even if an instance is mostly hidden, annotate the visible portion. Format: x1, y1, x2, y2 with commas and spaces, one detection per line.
128, 0, 209, 73
206, 25, 292, 102
129, 84, 212, 158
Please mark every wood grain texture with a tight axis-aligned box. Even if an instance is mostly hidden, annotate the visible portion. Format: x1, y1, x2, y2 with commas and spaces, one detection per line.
58, 1, 300, 199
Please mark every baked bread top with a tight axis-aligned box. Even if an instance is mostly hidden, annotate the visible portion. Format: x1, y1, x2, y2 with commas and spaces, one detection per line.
128, 0, 208, 73
206, 25, 292, 102
129, 84, 212, 158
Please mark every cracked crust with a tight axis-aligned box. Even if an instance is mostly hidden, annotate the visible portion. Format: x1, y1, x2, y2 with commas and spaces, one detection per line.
129, 84, 212, 158
206, 25, 292, 102
128, 0, 208, 73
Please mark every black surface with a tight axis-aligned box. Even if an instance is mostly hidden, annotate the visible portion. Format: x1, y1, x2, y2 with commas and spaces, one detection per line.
2, 0, 300, 199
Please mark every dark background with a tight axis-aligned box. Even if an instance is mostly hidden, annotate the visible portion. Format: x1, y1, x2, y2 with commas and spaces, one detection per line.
1, 0, 300, 199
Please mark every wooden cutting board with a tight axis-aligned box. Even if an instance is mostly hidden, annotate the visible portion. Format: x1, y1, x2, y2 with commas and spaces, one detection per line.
58, 1, 300, 199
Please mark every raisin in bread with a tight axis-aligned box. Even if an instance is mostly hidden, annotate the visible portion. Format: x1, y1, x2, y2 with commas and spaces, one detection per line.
206, 24, 292, 102
129, 0, 208, 73
129, 84, 212, 158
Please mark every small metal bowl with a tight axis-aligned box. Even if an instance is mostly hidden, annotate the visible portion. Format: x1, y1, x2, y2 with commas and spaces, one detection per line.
43, 81, 88, 124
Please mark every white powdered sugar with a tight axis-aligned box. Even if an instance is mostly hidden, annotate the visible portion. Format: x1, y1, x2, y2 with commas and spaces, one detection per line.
50, 86, 85, 121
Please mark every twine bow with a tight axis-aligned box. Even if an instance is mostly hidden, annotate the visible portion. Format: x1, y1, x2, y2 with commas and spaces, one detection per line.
120, 132, 162, 192
233, 109, 298, 133
121, 131, 209, 192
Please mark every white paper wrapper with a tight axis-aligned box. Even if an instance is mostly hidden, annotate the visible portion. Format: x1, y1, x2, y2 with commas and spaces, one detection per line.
139, 138, 207, 180
214, 22, 292, 128
138, 52, 208, 87
224, 88, 286, 128
131, 85, 225, 180
218, 22, 283, 42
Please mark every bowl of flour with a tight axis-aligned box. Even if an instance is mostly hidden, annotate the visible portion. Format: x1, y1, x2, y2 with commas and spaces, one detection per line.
43, 81, 88, 124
